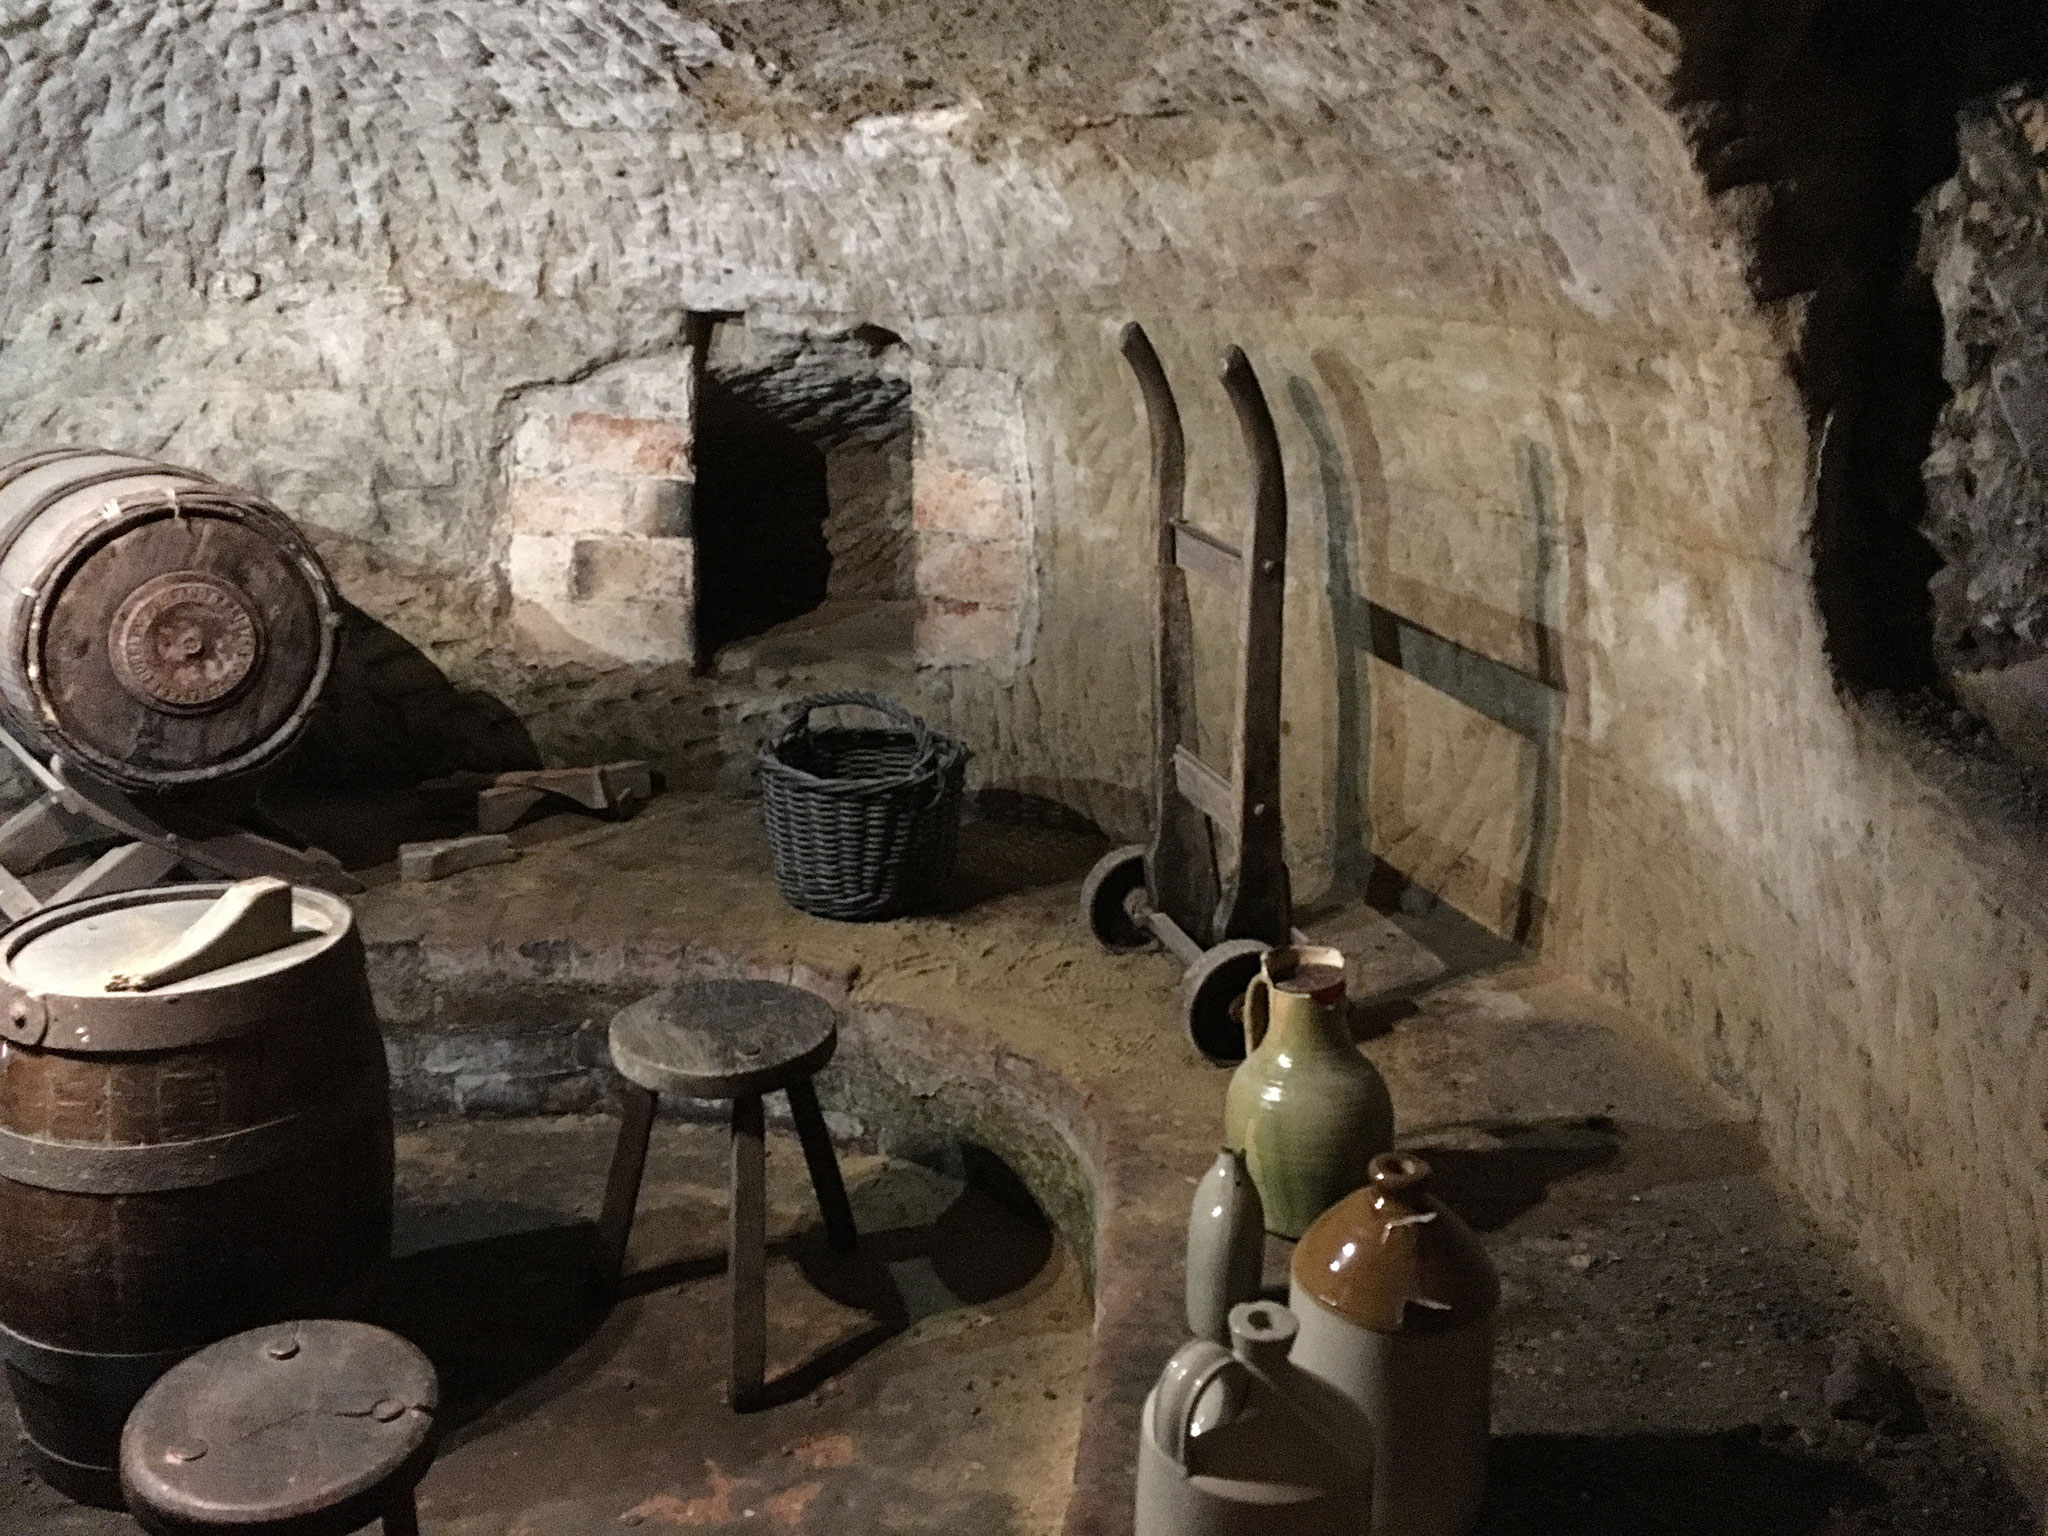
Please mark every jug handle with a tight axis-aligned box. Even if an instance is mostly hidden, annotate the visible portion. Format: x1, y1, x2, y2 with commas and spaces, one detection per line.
1153, 1341, 1242, 1467
1242, 973, 1271, 1055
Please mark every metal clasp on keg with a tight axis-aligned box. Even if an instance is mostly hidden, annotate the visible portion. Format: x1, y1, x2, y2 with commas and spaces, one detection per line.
1, 990, 47, 1047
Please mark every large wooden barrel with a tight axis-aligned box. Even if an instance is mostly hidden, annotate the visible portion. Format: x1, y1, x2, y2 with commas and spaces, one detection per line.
0, 448, 340, 792
0, 882, 392, 1505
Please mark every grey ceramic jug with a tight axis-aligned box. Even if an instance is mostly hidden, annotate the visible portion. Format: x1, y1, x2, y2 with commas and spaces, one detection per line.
1135, 1302, 1372, 1536
1186, 1147, 1265, 1343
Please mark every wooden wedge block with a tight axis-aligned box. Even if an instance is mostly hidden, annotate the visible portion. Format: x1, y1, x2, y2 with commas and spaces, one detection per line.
491, 761, 653, 815
475, 786, 549, 835
398, 834, 516, 883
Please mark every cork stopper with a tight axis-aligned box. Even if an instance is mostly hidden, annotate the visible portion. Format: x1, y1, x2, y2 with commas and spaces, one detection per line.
1290, 1151, 1499, 1335
1265, 944, 1346, 1003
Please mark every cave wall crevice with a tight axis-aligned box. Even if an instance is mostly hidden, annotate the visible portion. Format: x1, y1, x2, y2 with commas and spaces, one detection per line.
1649, 0, 2048, 692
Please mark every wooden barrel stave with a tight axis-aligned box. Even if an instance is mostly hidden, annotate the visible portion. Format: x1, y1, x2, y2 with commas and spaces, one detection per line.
0, 1124, 391, 1351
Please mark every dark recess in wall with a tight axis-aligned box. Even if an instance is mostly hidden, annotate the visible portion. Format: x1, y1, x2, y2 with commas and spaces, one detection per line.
1648, 0, 2048, 690
691, 377, 836, 660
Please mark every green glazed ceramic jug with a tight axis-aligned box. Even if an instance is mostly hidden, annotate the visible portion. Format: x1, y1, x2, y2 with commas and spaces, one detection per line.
1223, 945, 1395, 1239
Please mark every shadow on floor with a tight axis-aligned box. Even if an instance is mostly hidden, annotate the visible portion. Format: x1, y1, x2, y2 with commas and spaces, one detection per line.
1297, 861, 1527, 1042
1406, 1117, 1624, 1232
1479, 1429, 1882, 1535
372, 1219, 606, 1438
928, 816, 1108, 914
264, 788, 476, 871
620, 1176, 1059, 1411
254, 596, 544, 868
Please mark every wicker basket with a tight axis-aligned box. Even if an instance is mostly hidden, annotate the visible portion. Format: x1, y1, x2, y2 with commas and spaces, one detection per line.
758, 691, 968, 921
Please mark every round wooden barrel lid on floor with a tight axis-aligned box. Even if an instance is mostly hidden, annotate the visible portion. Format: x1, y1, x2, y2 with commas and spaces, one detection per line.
0, 448, 340, 792
0, 882, 394, 1506
121, 1320, 438, 1536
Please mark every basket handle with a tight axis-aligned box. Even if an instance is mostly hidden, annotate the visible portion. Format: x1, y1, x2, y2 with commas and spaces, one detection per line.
771, 691, 939, 773
919, 736, 967, 811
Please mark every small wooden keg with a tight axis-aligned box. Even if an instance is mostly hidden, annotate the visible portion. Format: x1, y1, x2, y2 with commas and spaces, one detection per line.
0, 881, 393, 1506
0, 448, 340, 792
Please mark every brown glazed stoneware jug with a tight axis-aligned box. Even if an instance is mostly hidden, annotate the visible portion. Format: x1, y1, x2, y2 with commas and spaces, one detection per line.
1288, 1151, 1498, 1536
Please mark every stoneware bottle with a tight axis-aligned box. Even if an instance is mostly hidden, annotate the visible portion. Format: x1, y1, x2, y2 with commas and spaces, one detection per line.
1289, 1151, 1499, 1536
1187, 1147, 1266, 1344
1223, 945, 1395, 1239
1134, 1301, 1370, 1536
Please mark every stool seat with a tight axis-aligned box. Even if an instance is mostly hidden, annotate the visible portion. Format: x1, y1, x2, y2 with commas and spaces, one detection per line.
610, 979, 838, 1098
121, 1320, 437, 1536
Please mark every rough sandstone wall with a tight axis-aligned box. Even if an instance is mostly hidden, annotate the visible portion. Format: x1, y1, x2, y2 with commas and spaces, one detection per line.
1923, 87, 2048, 774
4, 0, 2048, 1484
1923, 87, 2048, 674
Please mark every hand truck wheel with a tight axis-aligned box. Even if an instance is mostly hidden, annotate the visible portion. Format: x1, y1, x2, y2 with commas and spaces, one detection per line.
1177, 939, 1269, 1064
1080, 845, 1156, 954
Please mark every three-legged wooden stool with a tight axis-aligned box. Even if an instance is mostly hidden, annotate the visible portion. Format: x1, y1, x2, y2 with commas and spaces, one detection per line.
597, 978, 858, 1410
120, 1320, 438, 1536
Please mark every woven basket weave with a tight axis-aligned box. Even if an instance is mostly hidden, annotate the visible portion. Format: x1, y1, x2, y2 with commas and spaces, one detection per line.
759, 691, 968, 921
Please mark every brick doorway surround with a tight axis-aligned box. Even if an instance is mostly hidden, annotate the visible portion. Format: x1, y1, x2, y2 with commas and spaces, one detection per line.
497, 323, 1033, 674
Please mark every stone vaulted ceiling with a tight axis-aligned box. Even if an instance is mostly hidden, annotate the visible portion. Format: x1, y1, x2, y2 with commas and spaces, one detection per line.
0, 0, 1747, 334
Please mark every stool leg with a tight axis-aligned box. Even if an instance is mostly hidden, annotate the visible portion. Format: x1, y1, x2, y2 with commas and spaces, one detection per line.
383, 1489, 421, 1536
787, 1077, 857, 1251
730, 1093, 767, 1410
594, 1083, 659, 1299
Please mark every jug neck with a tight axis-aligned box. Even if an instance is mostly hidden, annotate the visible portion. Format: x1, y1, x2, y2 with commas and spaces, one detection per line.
1259, 984, 1350, 1057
